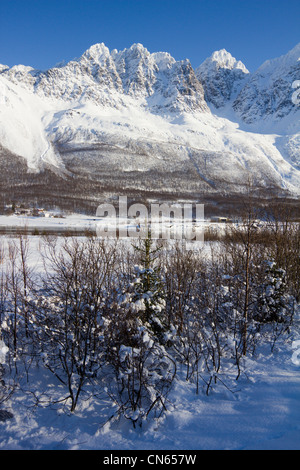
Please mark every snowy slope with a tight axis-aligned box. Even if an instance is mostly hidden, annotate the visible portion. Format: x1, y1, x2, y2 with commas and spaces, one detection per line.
0, 42, 299, 197
0, 75, 63, 171
233, 43, 300, 127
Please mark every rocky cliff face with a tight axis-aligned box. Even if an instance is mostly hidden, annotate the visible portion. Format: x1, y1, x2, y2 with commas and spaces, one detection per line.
233, 43, 300, 128
195, 49, 249, 109
1, 43, 209, 114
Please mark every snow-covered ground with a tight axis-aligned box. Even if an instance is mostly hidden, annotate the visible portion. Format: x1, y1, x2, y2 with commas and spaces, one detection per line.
0, 212, 219, 237
0, 318, 299, 450
0, 234, 299, 450
0, 212, 101, 231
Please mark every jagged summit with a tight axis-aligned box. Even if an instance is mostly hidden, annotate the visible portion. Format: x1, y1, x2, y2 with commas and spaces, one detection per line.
198, 49, 249, 73
0, 41, 208, 113
195, 49, 249, 108
81, 42, 111, 62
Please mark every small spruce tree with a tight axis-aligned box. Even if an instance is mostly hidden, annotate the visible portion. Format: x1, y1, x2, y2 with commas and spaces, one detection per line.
256, 260, 287, 323
132, 228, 166, 342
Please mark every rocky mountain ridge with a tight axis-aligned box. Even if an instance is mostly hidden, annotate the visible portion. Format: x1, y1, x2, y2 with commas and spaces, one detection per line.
0, 42, 299, 207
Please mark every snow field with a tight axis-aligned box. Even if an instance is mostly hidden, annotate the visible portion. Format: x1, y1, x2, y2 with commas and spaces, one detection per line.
0, 233, 299, 450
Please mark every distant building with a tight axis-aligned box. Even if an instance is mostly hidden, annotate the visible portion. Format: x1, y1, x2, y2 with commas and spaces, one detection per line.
211, 216, 228, 223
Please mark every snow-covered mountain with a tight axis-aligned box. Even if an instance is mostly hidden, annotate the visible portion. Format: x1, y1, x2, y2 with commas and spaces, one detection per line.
233, 43, 300, 128
1, 43, 208, 114
0, 42, 299, 204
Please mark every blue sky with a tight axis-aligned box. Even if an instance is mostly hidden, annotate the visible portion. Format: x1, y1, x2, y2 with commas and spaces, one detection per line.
0, 0, 299, 72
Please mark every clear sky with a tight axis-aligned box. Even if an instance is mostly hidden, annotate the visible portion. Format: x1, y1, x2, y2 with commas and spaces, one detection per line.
0, 0, 299, 72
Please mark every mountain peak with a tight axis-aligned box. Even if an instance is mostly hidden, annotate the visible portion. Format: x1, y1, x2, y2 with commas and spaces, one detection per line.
128, 42, 148, 52
111, 43, 151, 60
198, 49, 249, 74
195, 49, 249, 108
81, 42, 111, 62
